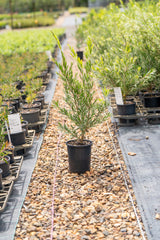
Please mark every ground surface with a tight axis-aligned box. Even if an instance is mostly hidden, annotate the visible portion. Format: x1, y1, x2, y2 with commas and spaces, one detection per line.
14, 13, 147, 240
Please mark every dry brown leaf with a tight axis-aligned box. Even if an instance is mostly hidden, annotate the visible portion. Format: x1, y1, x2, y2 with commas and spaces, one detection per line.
128, 152, 136, 156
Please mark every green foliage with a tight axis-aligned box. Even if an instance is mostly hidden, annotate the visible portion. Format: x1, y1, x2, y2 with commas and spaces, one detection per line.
52, 33, 109, 143
0, 0, 76, 13
69, 7, 88, 14
0, 28, 65, 55
76, 1, 160, 97
12, 16, 55, 29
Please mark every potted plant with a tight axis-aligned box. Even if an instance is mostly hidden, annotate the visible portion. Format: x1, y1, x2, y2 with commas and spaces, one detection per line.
75, 20, 85, 60
21, 85, 40, 123
52, 33, 109, 174
0, 105, 11, 179
139, 71, 160, 108
97, 47, 155, 115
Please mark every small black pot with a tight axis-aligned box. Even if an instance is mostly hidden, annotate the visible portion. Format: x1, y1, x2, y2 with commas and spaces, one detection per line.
21, 108, 40, 123
34, 97, 44, 109
13, 97, 21, 109
10, 129, 26, 146
22, 120, 28, 136
143, 94, 160, 108
117, 102, 136, 115
66, 140, 92, 174
5, 146, 15, 164
76, 51, 83, 60
0, 156, 11, 178
0, 168, 3, 190
11, 100, 19, 112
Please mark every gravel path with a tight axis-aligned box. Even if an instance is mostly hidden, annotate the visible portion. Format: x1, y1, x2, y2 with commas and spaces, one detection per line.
14, 13, 147, 240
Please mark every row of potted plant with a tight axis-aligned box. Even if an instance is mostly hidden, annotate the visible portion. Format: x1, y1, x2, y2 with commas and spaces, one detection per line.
75, 1, 160, 117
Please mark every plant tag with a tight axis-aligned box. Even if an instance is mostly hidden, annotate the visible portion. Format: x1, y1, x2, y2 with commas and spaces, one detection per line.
8, 113, 22, 134
114, 87, 124, 105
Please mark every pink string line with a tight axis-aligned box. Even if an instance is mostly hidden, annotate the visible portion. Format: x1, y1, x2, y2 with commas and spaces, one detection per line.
51, 131, 63, 240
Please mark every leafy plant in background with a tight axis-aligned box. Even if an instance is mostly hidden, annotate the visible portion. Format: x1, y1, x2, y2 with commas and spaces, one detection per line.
76, 1, 160, 95
25, 85, 37, 108
0, 28, 65, 55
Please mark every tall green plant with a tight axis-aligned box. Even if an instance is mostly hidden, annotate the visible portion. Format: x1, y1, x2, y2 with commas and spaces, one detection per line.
52, 33, 109, 144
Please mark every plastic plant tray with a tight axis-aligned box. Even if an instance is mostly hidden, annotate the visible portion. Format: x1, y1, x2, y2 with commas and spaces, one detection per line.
110, 94, 160, 126
14, 130, 35, 155
7, 156, 23, 182
28, 103, 49, 131
0, 181, 14, 213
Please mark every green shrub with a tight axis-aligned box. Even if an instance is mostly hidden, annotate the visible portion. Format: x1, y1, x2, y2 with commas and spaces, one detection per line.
69, 7, 88, 14
0, 28, 65, 55
12, 16, 55, 28
76, 1, 160, 94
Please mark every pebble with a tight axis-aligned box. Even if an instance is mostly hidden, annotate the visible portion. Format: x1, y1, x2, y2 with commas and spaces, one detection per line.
103, 230, 109, 236
121, 228, 127, 232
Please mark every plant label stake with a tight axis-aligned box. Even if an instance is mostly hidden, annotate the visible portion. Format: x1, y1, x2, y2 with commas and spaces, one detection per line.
8, 113, 22, 134
5, 121, 12, 145
114, 87, 124, 105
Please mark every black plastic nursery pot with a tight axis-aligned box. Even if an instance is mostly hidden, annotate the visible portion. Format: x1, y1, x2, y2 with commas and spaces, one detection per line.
0, 156, 11, 178
21, 108, 40, 123
66, 140, 92, 174
22, 120, 28, 136
76, 51, 83, 60
13, 97, 21, 109
0, 168, 3, 190
5, 146, 15, 164
10, 129, 26, 146
117, 102, 136, 115
143, 94, 160, 108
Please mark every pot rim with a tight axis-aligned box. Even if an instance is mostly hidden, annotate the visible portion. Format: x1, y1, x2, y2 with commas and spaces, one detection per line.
117, 102, 135, 106
0, 155, 10, 164
21, 108, 40, 114
66, 139, 93, 147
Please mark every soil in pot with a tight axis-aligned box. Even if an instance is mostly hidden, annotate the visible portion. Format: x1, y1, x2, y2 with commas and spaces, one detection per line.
66, 140, 92, 174
21, 108, 40, 123
143, 93, 160, 108
117, 102, 136, 115
0, 168, 3, 190
0, 156, 11, 178
22, 102, 41, 110
76, 51, 83, 60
